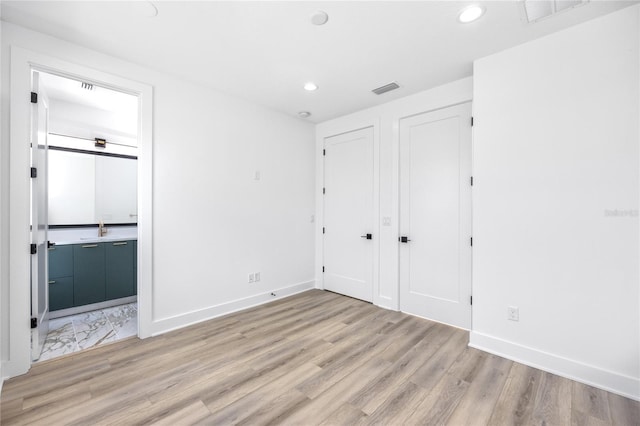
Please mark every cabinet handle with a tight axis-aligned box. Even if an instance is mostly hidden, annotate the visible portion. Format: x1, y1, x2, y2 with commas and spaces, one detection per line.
81, 244, 98, 248
48, 280, 56, 284
113, 242, 128, 246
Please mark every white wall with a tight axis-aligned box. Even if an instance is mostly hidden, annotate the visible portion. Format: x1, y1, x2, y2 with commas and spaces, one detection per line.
48, 98, 137, 146
316, 78, 473, 311
1, 22, 316, 376
470, 6, 640, 400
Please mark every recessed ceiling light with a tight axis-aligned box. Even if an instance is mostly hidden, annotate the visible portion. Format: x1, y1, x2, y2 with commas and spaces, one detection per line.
304, 82, 318, 91
311, 10, 329, 26
458, 5, 485, 23
298, 111, 312, 119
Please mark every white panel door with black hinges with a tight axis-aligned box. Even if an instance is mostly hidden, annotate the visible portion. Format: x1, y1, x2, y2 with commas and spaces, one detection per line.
399, 103, 472, 329
323, 127, 374, 302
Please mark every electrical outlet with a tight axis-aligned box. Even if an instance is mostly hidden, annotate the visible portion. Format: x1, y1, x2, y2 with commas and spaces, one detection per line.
507, 306, 519, 321
248, 273, 255, 283
255, 272, 260, 282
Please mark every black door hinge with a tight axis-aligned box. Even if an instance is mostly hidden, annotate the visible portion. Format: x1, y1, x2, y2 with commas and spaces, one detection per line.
31, 167, 37, 178
323, 149, 326, 156
31, 317, 37, 329
470, 296, 473, 305
323, 187, 325, 194
470, 237, 473, 247
471, 116, 474, 127
322, 266, 325, 273
30, 243, 37, 254
322, 227, 325, 234
470, 176, 474, 186
30, 92, 38, 104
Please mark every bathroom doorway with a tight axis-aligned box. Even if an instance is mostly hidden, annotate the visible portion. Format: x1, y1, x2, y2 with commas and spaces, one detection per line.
8, 47, 152, 378
31, 70, 141, 362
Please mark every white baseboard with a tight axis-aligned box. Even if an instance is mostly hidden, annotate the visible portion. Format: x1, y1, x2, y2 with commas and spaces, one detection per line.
149, 281, 315, 336
469, 331, 640, 401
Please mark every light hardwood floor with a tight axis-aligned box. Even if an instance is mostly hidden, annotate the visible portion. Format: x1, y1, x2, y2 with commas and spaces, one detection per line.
1, 290, 638, 425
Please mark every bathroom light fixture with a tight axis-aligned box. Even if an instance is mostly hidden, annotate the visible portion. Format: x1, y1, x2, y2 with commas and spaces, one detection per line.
458, 5, 485, 23
298, 111, 312, 118
310, 10, 329, 26
304, 82, 318, 91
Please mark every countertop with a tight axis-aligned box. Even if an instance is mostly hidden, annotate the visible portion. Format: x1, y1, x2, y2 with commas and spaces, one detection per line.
48, 226, 137, 245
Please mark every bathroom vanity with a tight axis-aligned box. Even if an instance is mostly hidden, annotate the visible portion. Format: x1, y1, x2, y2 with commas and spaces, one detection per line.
48, 227, 137, 317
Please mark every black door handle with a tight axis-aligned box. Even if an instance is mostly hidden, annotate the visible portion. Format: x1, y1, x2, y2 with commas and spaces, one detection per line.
399, 236, 411, 243
360, 234, 373, 240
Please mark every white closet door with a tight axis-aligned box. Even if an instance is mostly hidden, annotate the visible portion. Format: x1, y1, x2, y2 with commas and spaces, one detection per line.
399, 103, 472, 329
323, 127, 374, 302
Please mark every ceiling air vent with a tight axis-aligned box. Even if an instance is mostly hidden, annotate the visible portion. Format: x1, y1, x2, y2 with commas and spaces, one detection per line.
523, 0, 588, 23
372, 82, 400, 95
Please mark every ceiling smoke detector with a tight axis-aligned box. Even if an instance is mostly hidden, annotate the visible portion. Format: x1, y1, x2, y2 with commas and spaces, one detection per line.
372, 82, 400, 95
523, 0, 589, 23
310, 10, 329, 26
298, 111, 312, 119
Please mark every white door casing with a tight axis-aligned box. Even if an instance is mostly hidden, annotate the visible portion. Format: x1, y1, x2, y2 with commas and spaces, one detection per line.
323, 127, 375, 302
399, 102, 472, 329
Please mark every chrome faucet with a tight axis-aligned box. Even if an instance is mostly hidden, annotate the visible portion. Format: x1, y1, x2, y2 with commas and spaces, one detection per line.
98, 220, 108, 237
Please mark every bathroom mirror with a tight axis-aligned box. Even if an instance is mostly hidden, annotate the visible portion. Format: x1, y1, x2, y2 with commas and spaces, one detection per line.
48, 149, 137, 225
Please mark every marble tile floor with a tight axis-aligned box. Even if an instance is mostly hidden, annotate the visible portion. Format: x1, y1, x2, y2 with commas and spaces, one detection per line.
37, 302, 138, 362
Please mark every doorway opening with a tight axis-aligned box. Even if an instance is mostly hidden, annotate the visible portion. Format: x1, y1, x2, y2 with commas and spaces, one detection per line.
31, 70, 140, 362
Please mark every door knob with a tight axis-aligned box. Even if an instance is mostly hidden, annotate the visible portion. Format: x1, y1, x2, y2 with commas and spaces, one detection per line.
399, 236, 411, 243
360, 233, 373, 240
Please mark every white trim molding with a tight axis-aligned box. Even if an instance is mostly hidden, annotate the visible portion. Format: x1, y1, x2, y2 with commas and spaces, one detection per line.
149, 281, 315, 336
470, 331, 640, 401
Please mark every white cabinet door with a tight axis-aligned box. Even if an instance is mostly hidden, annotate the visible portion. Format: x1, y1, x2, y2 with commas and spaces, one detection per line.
399, 103, 472, 329
323, 127, 374, 302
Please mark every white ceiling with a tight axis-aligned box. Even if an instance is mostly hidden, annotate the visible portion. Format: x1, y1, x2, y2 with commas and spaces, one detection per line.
2, 1, 638, 123
39, 72, 138, 114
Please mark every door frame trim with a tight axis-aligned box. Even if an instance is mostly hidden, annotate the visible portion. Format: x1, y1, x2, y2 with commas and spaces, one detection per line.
6, 46, 153, 377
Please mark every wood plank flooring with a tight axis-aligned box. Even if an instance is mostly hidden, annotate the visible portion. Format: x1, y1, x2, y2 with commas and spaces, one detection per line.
2, 290, 638, 425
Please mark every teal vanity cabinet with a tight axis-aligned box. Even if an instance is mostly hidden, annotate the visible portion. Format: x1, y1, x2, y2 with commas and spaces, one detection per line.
105, 241, 135, 299
48, 244, 74, 311
49, 239, 137, 312
73, 243, 106, 306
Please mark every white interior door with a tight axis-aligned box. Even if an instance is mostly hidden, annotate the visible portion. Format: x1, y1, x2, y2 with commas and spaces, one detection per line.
323, 127, 374, 302
399, 103, 472, 329
31, 71, 50, 360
